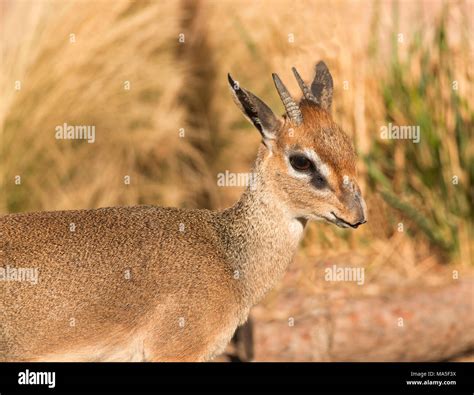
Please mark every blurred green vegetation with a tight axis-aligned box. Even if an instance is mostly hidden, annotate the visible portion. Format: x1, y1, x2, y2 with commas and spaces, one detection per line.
366, 4, 473, 259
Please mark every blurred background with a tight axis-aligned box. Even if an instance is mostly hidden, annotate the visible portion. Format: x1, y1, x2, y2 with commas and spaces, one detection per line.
1, 0, 473, 361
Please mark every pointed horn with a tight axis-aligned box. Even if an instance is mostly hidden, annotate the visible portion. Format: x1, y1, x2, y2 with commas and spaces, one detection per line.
272, 73, 303, 125
292, 67, 317, 102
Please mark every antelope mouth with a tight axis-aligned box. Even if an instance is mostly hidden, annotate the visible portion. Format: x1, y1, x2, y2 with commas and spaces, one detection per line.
329, 212, 364, 229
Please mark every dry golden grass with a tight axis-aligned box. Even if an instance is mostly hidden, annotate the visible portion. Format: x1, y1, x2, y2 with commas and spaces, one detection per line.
1, 0, 212, 213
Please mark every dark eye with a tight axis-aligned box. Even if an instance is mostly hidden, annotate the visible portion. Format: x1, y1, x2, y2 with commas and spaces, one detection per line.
289, 155, 313, 172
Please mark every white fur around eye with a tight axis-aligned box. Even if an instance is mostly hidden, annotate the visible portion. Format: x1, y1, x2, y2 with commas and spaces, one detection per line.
302, 148, 330, 177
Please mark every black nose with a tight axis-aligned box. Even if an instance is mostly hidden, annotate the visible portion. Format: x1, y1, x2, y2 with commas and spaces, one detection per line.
350, 219, 367, 229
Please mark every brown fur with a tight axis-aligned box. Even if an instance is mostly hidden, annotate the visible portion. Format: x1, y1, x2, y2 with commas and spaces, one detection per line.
292, 101, 356, 173
1, 207, 242, 361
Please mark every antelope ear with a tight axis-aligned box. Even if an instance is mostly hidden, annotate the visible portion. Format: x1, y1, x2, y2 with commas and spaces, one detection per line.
310, 61, 334, 111
228, 73, 280, 142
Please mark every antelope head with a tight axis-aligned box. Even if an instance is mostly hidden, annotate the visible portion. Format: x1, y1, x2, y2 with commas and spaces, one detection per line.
228, 61, 367, 229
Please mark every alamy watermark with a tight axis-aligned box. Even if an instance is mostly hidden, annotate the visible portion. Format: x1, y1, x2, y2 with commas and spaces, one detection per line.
217, 171, 258, 190
0, 265, 39, 285
324, 264, 364, 285
18, 369, 55, 389
380, 122, 420, 143
55, 122, 95, 143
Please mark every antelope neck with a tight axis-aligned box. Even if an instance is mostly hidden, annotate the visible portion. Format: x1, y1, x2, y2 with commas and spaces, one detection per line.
219, 167, 306, 307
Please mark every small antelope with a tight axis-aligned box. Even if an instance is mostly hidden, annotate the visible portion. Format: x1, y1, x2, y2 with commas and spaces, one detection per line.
0, 61, 366, 361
